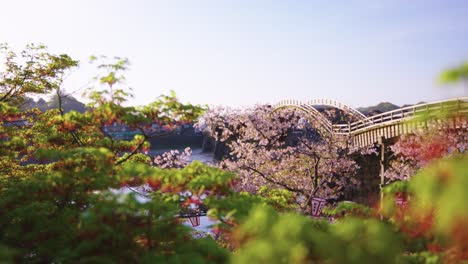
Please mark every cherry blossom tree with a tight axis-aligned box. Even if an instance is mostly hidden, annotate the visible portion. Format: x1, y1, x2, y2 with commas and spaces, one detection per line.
153, 147, 192, 169
198, 104, 361, 212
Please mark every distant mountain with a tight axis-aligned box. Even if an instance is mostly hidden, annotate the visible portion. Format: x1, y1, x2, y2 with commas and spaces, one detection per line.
48, 95, 87, 113
20, 95, 87, 113
22, 97, 49, 112
357, 102, 400, 116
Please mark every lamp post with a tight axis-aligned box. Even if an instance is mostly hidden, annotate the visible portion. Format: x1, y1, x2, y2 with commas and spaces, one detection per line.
188, 209, 201, 227
187, 195, 201, 227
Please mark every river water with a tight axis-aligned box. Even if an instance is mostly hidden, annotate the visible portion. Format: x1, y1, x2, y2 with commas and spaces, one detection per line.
188, 148, 216, 164
146, 148, 215, 165
118, 148, 218, 234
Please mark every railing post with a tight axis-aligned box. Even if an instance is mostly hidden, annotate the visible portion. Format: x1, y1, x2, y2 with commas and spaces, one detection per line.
425, 105, 430, 129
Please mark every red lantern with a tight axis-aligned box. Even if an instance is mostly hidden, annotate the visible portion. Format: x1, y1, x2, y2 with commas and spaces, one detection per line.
311, 197, 327, 217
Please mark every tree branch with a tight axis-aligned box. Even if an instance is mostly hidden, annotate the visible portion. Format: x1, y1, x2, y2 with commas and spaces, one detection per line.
115, 134, 148, 165
244, 165, 305, 195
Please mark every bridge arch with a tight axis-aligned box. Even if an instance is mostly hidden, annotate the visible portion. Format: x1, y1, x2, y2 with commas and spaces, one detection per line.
272, 99, 333, 134
304, 98, 368, 121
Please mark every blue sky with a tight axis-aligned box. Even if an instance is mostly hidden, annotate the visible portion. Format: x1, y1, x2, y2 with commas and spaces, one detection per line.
1, 0, 467, 107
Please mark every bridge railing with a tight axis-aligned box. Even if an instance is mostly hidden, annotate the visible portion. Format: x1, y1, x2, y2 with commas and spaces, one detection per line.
332, 97, 468, 134
275, 97, 467, 136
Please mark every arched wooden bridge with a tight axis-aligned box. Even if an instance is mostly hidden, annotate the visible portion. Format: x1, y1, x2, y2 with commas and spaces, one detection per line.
274, 97, 468, 147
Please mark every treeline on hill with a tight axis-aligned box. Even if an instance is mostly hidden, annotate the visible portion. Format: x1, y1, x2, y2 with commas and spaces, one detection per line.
22, 90, 411, 119
21, 95, 87, 113
1, 44, 467, 263
357, 102, 399, 116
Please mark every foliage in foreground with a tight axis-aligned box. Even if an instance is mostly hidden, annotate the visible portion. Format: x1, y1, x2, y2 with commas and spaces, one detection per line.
232, 155, 467, 263
0, 44, 228, 262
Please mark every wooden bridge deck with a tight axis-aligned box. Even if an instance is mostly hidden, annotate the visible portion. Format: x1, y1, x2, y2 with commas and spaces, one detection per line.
275, 97, 468, 147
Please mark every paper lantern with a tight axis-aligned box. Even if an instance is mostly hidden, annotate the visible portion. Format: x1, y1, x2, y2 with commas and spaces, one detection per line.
311, 197, 327, 217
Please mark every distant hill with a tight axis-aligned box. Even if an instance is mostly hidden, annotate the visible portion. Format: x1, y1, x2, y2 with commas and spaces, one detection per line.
357, 102, 400, 116
20, 95, 87, 113
22, 97, 49, 112
19, 96, 416, 119
48, 95, 87, 113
